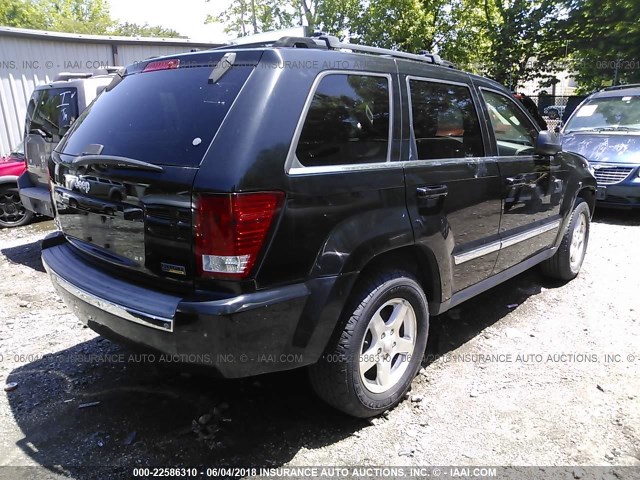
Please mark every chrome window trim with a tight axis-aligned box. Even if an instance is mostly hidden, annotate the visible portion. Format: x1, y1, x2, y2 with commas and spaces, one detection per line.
405, 76, 486, 162
285, 70, 394, 175
406, 75, 470, 89
43, 258, 175, 332
400, 156, 493, 169
453, 218, 561, 265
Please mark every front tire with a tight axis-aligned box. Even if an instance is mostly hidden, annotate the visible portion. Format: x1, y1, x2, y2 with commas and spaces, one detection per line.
541, 199, 590, 281
309, 270, 429, 418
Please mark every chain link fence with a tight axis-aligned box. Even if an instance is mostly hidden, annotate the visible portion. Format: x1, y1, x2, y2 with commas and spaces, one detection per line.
524, 95, 588, 130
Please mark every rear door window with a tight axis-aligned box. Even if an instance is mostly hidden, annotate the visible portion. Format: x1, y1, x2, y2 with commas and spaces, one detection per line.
26, 88, 79, 142
59, 63, 255, 167
295, 73, 391, 167
408, 79, 484, 160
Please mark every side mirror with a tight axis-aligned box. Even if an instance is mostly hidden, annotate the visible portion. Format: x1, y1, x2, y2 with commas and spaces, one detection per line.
535, 130, 561, 156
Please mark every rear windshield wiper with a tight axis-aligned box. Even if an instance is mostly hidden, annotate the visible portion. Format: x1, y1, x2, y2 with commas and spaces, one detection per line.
72, 155, 164, 172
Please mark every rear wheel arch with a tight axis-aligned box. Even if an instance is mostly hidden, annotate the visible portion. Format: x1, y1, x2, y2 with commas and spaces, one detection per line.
349, 245, 442, 312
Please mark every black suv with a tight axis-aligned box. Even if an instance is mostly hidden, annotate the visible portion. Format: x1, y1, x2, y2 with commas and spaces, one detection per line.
42, 36, 596, 417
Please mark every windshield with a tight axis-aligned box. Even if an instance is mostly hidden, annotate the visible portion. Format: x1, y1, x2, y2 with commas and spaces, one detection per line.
58, 63, 255, 167
564, 94, 640, 133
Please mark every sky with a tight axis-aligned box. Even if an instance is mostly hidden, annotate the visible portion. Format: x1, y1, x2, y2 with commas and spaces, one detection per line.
107, 0, 233, 42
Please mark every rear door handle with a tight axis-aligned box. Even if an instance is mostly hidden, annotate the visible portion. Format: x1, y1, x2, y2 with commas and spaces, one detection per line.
417, 185, 448, 199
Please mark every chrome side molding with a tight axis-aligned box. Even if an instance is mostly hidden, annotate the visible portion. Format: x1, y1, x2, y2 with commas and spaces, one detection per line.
454, 219, 561, 265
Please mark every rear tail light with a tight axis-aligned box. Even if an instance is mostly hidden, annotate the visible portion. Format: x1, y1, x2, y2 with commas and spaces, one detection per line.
194, 192, 284, 279
143, 59, 180, 73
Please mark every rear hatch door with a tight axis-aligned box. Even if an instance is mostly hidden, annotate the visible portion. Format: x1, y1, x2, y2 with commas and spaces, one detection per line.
50, 51, 261, 289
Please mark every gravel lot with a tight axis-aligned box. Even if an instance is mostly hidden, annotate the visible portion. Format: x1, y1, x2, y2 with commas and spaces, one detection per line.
0, 211, 639, 479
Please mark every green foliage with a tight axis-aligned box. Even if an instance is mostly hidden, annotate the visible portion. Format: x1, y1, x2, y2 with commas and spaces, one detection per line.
480, 0, 558, 89
112, 22, 183, 38
205, 0, 298, 37
0, 0, 181, 38
0, 0, 47, 29
45, 0, 113, 34
557, 0, 640, 93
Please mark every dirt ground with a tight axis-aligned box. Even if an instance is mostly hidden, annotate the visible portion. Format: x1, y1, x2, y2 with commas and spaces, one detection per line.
0, 210, 639, 479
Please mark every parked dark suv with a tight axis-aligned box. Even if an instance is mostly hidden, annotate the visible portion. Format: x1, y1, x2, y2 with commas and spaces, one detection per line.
42, 36, 596, 417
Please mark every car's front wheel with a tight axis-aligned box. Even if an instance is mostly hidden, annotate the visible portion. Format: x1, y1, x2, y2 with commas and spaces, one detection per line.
0, 186, 34, 228
309, 270, 429, 418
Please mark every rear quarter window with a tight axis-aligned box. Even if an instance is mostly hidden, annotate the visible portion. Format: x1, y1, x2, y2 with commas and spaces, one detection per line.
295, 73, 391, 168
58, 64, 255, 167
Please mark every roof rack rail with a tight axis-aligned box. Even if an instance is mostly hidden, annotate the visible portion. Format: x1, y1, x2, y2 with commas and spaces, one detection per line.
602, 83, 640, 91
316, 35, 456, 68
210, 36, 324, 50
210, 33, 456, 68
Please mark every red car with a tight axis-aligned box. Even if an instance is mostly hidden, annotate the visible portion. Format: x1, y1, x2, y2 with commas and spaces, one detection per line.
0, 142, 33, 228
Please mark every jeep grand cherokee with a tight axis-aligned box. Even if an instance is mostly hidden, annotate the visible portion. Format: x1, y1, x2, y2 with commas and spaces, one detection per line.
42, 35, 596, 417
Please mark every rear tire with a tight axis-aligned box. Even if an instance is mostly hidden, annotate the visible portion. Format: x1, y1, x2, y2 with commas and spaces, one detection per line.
0, 186, 34, 228
541, 199, 590, 281
309, 270, 429, 418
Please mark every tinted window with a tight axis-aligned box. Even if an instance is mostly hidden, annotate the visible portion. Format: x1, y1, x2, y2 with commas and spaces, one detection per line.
59, 64, 254, 167
408, 80, 484, 160
296, 74, 390, 167
26, 88, 78, 141
483, 90, 537, 156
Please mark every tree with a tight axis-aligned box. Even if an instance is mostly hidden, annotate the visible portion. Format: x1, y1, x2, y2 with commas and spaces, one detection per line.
0, 0, 47, 29
0, 0, 182, 38
0, 0, 113, 33
205, 0, 298, 37
112, 22, 183, 38
555, 0, 640, 93
480, 0, 558, 89
204, 0, 358, 39
44, 0, 113, 34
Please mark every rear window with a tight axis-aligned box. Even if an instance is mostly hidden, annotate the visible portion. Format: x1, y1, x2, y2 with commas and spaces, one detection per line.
26, 88, 79, 142
58, 64, 254, 167
295, 73, 391, 167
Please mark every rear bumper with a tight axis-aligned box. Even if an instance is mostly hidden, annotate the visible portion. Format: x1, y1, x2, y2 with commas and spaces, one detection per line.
42, 233, 350, 378
17, 171, 54, 217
